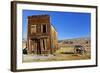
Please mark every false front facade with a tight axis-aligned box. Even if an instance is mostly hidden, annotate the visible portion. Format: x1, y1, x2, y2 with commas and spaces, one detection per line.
27, 15, 58, 54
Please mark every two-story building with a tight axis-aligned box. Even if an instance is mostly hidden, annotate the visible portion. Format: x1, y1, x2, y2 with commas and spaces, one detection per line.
27, 15, 58, 54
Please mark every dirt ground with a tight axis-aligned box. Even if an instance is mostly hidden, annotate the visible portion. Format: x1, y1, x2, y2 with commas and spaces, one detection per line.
22, 53, 90, 62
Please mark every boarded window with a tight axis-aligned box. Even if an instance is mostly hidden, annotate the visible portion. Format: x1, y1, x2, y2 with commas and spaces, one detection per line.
31, 25, 36, 34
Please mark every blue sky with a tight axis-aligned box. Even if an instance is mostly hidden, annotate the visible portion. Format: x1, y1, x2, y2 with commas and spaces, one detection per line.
22, 10, 91, 40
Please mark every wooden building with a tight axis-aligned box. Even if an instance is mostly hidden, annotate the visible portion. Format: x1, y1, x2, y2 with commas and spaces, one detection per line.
27, 15, 58, 54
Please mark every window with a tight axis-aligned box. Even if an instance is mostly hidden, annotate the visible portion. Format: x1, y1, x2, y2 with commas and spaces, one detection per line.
31, 25, 36, 34
43, 25, 46, 33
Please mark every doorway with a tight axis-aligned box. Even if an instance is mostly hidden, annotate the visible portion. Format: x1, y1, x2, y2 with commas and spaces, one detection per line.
37, 39, 41, 54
